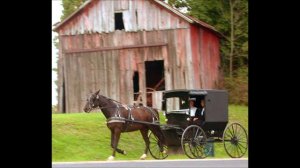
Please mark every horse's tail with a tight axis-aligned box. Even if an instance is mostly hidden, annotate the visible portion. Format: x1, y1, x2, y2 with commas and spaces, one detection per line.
151, 108, 160, 120
144, 107, 166, 145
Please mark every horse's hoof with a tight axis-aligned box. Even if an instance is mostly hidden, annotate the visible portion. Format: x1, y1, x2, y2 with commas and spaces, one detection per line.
107, 156, 114, 161
123, 151, 127, 155
140, 154, 147, 160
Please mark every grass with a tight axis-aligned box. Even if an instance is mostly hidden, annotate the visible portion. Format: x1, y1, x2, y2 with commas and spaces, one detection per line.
52, 105, 248, 161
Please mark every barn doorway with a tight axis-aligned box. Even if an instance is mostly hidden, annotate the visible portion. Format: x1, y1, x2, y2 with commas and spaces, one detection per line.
145, 60, 165, 106
133, 71, 141, 104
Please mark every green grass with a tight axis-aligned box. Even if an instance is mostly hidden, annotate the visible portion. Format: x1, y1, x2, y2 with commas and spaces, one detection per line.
52, 105, 248, 161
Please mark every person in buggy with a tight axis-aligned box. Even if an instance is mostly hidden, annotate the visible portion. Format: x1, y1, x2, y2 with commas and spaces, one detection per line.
187, 98, 205, 126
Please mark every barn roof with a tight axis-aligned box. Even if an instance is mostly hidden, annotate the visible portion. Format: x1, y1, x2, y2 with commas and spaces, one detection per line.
53, 0, 222, 37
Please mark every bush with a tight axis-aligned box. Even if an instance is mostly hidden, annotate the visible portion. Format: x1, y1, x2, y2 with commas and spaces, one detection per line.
224, 67, 248, 105
52, 105, 58, 113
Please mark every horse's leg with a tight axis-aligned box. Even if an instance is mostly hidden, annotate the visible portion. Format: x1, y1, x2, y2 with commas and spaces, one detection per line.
107, 128, 122, 161
139, 128, 150, 160
107, 129, 115, 161
110, 129, 126, 155
149, 126, 166, 153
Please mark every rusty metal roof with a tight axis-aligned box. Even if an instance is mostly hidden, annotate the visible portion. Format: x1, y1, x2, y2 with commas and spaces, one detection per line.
53, 0, 221, 36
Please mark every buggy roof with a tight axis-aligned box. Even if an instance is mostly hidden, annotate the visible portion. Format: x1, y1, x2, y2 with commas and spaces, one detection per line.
162, 89, 227, 98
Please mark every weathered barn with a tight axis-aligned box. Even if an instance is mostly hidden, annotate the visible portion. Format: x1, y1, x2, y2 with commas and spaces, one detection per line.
53, 0, 223, 113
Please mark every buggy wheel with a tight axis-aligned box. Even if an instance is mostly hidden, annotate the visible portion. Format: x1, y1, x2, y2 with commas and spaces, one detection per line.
223, 122, 248, 158
181, 125, 207, 159
148, 131, 168, 160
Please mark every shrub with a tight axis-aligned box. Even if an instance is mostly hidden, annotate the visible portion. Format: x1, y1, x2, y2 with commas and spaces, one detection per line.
52, 105, 58, 113
224, 67, 248, 105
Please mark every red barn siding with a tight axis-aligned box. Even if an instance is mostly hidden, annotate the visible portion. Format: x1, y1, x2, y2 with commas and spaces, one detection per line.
55, 0, 221, 113
59, 29, 205, 112
190, 25, 201, 88
199, 28, 220, 89
189, 25, 220, 89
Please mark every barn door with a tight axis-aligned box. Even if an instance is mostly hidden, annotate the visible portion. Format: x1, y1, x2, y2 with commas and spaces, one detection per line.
145, 60, 165, 107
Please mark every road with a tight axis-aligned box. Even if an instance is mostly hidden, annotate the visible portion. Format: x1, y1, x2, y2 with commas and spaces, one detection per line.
52, 158, 248, 168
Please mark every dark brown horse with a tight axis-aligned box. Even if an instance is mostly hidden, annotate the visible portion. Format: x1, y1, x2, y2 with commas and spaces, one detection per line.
83, 90, 165, 160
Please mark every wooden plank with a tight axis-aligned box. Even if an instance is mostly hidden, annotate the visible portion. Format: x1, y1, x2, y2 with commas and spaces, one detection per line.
58, 36, 64, 113
120, 0, 129, 10
125, 50, 133, 104
167, 30, 175, 90
63, 53, 70, 113
129, 49, 135, 104
106, 51, 112, 98
91, 53, 97, 92
138, 62, 146, 106
65, 54, 71, 113
103, 51, 108, 97
78, 53, 87, 111
114, 0, 120, 11
69, 54, 75, 112
69, 53, 76, 112
64, 43, 168, 54
114, 50, 120, 101
176, 29, 186, 89
98, 51, 105, 95
119, 49, 126, 103
75, 53, 81, 112
94, 51, 99, 92
77, 53, 83, 112
185, 27, 194, 89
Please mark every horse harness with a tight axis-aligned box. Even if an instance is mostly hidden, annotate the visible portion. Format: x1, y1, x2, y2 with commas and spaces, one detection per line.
98, 97, 159, 130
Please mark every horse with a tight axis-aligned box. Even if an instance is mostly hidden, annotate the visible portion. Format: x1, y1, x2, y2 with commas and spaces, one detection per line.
83, 90, 165, 161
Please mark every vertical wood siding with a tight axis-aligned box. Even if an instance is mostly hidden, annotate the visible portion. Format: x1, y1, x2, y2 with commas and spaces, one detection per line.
58, 0, 189, 35
59, 27, 221, 112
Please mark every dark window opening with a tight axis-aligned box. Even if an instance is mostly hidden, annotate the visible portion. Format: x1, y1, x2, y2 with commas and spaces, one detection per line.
133, 71, 139, 93
145, 60, 165, 106
135, 10, 138, 26
133, 71, 139, 100
115, 12, 124, 30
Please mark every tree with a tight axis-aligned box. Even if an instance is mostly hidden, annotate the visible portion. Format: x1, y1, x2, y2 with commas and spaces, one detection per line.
168, 0, 248, 78
61, 0, 87, 20
52, 36, 59, 108
168, 0, 248, 105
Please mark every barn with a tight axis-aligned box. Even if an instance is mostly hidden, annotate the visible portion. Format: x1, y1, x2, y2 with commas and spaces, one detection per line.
53, 0, 223, 113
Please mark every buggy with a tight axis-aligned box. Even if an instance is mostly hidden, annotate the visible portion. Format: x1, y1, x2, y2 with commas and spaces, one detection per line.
148, 89, 248, 159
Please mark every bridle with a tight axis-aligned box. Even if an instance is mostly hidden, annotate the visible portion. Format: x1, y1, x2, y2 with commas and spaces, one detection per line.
86, 94, 129, 115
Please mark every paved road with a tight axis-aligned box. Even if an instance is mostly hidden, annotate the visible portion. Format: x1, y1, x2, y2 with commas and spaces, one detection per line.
52, 158, 248, 168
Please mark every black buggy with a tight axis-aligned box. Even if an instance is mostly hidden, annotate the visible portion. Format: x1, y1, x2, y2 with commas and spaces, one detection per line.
148, 89, 248, 159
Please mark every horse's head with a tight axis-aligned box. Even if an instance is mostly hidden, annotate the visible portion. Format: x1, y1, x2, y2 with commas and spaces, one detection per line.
83, 89, 101, 113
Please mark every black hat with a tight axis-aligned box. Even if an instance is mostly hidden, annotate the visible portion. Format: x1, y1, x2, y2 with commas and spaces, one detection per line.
188, 98, 196, 101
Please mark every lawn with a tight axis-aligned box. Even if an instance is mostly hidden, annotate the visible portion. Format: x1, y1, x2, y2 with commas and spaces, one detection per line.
52, 105, 248, 161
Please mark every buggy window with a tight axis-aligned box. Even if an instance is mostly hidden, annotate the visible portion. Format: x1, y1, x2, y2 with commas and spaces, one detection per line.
166, 97, 180, 111
166, 97, 188, 112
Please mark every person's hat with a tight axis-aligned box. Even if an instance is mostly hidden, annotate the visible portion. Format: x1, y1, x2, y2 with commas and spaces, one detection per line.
188, 98, 196, 101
